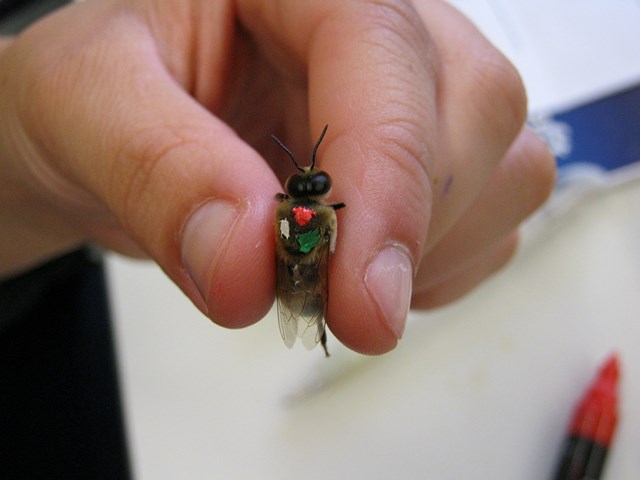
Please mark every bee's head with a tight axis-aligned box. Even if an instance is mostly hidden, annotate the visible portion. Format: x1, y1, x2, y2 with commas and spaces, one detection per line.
285, 169, 332, 199
272, 125, 333, 199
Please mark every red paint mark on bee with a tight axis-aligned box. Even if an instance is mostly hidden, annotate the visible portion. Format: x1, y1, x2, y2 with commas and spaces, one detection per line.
292, 206, 317, 226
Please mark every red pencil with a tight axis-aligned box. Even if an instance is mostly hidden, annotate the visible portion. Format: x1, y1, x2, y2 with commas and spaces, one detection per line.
552, 354, 620, 480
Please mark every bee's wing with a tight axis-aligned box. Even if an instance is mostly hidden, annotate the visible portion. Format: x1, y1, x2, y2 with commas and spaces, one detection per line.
276, 254, 298, 348
275, 235, 329, 351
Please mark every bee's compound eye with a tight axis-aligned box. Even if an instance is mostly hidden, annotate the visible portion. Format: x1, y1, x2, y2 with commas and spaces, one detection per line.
309, 172, 331, 196
285, 174, 307, 198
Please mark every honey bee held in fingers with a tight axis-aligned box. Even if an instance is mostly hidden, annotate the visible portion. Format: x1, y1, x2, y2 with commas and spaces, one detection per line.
273, 125, 345, 356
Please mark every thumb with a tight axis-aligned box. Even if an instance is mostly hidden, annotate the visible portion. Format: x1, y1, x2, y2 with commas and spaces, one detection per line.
12, 7, 279, 327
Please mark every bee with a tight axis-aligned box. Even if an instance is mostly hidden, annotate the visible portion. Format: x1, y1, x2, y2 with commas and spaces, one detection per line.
273, 125, 345, 356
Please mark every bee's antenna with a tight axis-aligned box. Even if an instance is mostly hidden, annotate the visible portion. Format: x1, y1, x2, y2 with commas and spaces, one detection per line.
271, 134, 305, 173
311, 124, 328, 170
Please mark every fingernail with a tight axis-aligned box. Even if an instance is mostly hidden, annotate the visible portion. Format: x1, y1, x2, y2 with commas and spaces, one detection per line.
364, 246, 413, 339
181, 200, 239, 306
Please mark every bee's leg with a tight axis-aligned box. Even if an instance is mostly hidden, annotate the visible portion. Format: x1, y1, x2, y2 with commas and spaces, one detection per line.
330, 202, 345, 210
321, 330, 330, 357
328, 219, 338, 253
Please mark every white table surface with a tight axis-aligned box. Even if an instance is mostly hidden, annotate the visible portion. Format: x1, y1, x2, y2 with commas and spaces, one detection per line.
108, 174, 640, 480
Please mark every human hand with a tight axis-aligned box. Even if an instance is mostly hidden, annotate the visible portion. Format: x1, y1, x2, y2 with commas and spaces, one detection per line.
0, 0, 554, 354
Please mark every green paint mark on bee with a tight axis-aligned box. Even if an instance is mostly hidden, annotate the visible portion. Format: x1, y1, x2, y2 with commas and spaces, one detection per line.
297, 229, 320, 253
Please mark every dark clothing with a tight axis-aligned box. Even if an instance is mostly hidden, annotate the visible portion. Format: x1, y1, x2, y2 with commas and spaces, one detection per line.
0, 249, 132, 479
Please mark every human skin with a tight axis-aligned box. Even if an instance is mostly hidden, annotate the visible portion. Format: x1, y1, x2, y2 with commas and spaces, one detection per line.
0, 0, 555, 354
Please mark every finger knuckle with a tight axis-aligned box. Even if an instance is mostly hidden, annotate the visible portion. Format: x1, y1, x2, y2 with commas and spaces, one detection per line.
112, 125, 197, 233
507, 129, 557, 214
524, 133, 557, 208
361, 0, 420, 32
359, 0, 435, 70
367, 121, 433, 215
469, 49, 528, 139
